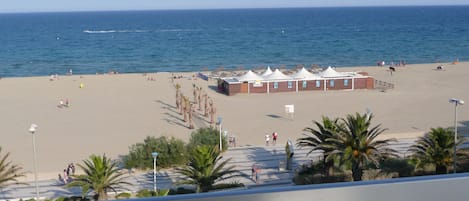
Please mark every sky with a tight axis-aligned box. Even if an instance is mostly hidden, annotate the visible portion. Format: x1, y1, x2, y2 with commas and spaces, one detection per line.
0, 0, 468, 13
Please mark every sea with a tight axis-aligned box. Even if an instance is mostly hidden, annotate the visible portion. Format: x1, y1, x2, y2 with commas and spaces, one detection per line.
1, 6, 469, 77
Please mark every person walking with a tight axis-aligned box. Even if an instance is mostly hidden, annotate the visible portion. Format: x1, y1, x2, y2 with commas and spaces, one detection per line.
272, 132, 278, 146
251, 164, 261, 184
251, 164, 257, 181
265, 134, 270, 146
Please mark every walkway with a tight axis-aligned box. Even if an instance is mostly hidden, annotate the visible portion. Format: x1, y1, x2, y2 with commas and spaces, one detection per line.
0, 138, 417, 200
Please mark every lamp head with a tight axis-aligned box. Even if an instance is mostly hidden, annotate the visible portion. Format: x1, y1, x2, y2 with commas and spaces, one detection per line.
449, 98, 464, 105
151, 152, 159, 158
29, 124, 38, 133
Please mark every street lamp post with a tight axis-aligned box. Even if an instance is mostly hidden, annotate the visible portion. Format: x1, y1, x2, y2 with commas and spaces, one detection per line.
29, 124, 40, 201
449, 98, 464, 173
151, 152, 159, 193
217, 117, 222, 151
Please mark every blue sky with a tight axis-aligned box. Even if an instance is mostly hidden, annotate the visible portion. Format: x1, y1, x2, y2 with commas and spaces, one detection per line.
1, 0, 468, 13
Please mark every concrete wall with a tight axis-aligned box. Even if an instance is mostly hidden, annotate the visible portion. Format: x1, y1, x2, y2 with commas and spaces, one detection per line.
127, 173, 469, 201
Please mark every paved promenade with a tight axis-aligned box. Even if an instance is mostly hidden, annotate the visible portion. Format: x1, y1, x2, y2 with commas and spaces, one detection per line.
1, 139, 417, 200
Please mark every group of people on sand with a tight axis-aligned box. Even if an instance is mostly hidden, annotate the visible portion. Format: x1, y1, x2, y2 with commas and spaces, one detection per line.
265, 132, 279, 146
58, 163, 75, 184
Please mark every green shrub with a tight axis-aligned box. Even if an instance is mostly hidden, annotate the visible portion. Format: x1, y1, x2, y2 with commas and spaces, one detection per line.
136, 189, 169, 197
123, 136, 188, 169
379, 158, 415, 177
115, 192, 131, 199
212, 182, 245, 190
136, 189, 153, 198
55, 197, 66, 201
293, 162, 350, 185
168, 187, 196, 195
157, 189, 170, 196
187, 127, 227, 152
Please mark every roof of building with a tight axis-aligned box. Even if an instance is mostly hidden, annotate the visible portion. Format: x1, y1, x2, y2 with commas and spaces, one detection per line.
263, 69, 292, 80
291, 67, 321, 80
319, 66, 346, 78
236, 70, 264, 82
261, 66, 273, 77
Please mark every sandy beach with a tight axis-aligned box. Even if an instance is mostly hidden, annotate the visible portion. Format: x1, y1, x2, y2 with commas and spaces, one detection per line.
1, 62, 469, 180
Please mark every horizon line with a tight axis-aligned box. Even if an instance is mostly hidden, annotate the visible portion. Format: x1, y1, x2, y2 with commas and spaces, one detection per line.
1, 4, 469, 14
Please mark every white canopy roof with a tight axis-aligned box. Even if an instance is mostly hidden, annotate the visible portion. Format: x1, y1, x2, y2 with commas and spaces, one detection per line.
291, 67, 321, 80
261, 66, 273, 77
236, 70, 264, 82
264, 69, 292, 80
319, 66, 345, 78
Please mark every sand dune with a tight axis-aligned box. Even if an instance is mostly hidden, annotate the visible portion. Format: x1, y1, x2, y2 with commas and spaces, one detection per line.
1, 62, 469, 180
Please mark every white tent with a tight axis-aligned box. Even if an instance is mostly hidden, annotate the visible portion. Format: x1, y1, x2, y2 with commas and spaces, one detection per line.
236, 70, 264, 82
264, 69, 292, 80
291, 67, 321, 80
261, 66, 273, 77
319, 66, 345, 78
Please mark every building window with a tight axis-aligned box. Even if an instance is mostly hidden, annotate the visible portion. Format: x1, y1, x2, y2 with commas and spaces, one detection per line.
344, 79, 349, 86
288, 81, 293, 89
316, 80, 320, 88
302, 81, 307, 88
330, 80, 335, 88
274, 82, 278, 89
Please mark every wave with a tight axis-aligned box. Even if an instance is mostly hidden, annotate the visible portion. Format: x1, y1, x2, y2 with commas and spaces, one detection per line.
83, 30, 148, 34
156, 29, 200, 32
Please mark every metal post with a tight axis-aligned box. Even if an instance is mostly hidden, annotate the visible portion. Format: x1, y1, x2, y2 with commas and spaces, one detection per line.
219, 122, 222, 151
29, 124, 40, 201
151, 152, 158, 193
218, 117, 222, 151
449, 98, 464, 173
453, 103, 458, 173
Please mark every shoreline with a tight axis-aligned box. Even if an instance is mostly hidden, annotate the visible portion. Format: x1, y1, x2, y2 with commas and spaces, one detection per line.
1, 61, 469, 181
0, 60, 463, 79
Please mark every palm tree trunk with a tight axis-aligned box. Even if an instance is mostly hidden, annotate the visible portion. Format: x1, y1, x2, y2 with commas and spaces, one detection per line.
436, 165, 447, 174
352, 162, 363, 181
97, 190, 107, 201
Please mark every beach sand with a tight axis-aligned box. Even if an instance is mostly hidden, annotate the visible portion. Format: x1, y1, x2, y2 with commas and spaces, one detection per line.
1, 62, 469, 181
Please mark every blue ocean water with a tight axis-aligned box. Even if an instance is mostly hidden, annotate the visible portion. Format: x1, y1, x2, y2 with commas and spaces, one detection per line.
1, 6, 469, 77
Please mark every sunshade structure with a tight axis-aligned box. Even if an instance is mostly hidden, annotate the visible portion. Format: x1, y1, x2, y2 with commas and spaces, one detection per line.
264, 69, 292, 80
236, 70, 264, 82
291, 67, 321, 80
218, 66, 375, 95
261, 66, 273, 77
319, 66, 344, 78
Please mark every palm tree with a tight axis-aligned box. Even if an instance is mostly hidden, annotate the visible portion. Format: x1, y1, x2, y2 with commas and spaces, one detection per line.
176, 146, 239, 193
409, 127, 462, 174
297, 117, 341, 176
188, 102, 195, 129
325, 113, 396, 181
66, 154, 130, 200
175, 83, 181, 111
0, 147, 26, 189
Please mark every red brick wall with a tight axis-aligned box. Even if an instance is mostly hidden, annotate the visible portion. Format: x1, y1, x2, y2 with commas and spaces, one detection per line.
225, 77, 373, 95
268, 81, 297, 93
227, 83, 241, 96
325, 79, 353, 90
298, 80, 324, 91
354, 78, 367, 89
249, 83, 268, 93
366, 77, 374, 89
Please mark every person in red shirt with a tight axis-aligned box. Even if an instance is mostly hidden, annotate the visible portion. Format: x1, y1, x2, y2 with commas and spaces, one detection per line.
272, 132, 278, 146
